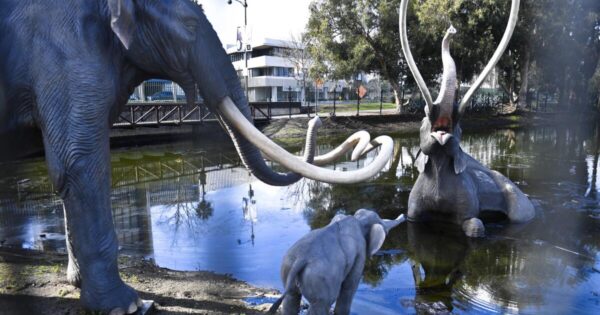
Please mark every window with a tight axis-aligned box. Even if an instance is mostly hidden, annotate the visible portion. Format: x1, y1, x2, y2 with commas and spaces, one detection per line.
230, 52, 244, 62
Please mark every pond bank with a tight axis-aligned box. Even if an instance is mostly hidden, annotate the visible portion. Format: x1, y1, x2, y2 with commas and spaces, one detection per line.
260, 111, 599, 144
0, 247, 275, 314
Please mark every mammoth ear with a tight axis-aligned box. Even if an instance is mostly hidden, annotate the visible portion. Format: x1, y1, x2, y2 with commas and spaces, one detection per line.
108, 0, 136, 49
415, 152, 429, 173
453, 150, 467, 174
367, 224, 386, 256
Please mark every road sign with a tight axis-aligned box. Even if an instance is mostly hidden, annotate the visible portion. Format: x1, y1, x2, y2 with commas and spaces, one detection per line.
358, 85, 368, 99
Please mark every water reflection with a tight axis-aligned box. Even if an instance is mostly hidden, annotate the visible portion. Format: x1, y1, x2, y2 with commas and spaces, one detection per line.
1, 124, 600, 313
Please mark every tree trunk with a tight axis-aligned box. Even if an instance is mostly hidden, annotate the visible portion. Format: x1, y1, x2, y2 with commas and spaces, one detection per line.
390, 81, 402, 113
558, 68, 569, 108
517, 50, 531, 109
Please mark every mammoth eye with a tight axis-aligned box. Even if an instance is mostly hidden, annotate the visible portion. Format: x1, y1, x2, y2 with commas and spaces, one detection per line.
184, 19, 198, 33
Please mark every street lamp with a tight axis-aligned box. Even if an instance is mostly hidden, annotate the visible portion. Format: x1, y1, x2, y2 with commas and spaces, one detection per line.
228, 0, 249, 99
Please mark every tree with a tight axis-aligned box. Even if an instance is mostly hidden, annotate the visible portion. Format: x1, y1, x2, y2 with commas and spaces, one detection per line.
285, 32, 315, 105
307, 0, 409, 112
306, 0, 524, 112
307, 0, 600, 112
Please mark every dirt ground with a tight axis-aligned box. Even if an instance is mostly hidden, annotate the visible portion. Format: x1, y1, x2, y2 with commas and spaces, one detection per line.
0, 248, 277, 315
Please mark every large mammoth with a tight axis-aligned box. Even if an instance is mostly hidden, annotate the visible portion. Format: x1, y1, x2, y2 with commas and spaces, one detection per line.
0, 0, 393, 313
399, 0, 534, 237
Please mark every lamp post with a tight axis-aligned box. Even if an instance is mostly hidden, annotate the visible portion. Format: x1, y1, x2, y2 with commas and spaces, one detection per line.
228, 0, 249, 99
355, 73, 362, 116
401, 74, 407, 102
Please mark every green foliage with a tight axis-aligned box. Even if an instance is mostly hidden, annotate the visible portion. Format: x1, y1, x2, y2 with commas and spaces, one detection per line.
307, 0, 600, 109
306, 0, 408, 105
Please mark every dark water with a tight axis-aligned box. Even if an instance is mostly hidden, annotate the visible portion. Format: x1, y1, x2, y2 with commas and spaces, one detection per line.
1, 124, 600, 314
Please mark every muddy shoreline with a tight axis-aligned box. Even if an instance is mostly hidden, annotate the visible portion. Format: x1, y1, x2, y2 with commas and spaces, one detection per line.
260, 111, 599, 146
0, 247, 276, 314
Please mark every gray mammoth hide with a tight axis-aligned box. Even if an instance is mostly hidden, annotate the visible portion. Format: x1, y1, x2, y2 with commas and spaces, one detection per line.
269, 209, 405, 315
399, 0, 534, 237
0, 0, 394, 313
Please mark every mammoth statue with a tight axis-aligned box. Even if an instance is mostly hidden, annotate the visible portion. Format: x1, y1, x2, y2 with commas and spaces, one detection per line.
399, 0, 535, 237
269, 209, 405, 315
0, 0, 393, 313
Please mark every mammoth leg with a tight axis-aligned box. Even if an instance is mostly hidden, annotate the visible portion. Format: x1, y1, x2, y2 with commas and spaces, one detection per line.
38, 91, 140, 314
489, 170, 535, 223
307, 302, 331, 315
334, 256, 365, 315
281, 289, 302, 315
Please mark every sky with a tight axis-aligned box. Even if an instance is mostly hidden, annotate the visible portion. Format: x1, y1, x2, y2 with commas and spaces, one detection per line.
199, 0, 312, 46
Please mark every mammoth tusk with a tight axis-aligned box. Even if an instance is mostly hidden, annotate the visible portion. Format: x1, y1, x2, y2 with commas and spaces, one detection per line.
313, 130, 372, 166
217, 97, 394, 184
458, 0, 520, 116
399, 0, 434, 116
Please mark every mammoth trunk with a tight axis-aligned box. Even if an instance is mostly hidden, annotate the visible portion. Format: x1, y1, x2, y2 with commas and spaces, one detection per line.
197, 23, 311, 186
434, 27, 457, 111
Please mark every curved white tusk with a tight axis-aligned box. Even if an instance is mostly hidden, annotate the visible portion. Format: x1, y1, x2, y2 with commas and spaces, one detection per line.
458, 0, 520, 116
313, 130, 372, 166
218, 97, 394, 184
399, 0, 434, 115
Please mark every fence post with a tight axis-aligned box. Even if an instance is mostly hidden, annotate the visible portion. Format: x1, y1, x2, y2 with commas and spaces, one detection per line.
332, 89, 337, 117
356, 87, 360, 117
172, 82, 177, 102
156, 105, 160, 125
139, 83, 145, 102
379, 88, 383, 115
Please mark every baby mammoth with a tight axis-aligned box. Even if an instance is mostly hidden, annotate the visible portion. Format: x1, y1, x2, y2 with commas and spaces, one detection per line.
269, 209, 405, 315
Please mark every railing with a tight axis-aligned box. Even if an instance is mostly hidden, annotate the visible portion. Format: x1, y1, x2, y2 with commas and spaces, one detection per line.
114, 101, 311, 128
114, 102, 213, 127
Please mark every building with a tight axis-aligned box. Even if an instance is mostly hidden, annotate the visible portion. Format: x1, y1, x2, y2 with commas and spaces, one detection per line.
227, 38, 302, 103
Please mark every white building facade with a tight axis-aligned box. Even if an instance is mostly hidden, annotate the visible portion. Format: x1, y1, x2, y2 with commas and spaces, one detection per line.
228, 38, 302, 103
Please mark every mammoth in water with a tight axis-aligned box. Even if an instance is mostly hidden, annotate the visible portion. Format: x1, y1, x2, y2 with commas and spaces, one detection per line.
0, 0, 393, 313
399, 0, 534, 237
269, 209, 405, 315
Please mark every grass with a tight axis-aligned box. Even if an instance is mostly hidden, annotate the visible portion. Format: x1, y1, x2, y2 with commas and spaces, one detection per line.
318, 102, 397, 113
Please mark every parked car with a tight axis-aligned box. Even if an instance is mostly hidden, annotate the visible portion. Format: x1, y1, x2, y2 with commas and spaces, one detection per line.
147, 91, 185, 101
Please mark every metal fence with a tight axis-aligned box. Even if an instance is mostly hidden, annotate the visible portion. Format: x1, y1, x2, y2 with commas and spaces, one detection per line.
123, 80, 561, 122
116, 80, 315, 127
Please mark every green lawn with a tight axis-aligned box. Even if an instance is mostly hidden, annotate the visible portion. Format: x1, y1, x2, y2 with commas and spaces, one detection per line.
318, 102, 397, 114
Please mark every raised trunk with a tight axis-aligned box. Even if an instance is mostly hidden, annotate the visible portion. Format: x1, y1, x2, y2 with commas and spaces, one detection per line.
434, 26, 457, 111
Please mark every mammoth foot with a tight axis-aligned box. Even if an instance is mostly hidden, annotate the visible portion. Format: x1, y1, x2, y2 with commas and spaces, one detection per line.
462, 218, 485, 238
81, 281, 142, 315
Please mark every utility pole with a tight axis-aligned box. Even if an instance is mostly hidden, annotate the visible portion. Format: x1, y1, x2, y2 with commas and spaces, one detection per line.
228, 0, 249, 99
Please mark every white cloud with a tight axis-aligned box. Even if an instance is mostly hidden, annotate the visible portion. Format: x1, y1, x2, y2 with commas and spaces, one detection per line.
199, 0, 311, 46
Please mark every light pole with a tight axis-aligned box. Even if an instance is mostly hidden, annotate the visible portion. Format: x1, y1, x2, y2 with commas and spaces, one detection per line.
228, 0, 249, 99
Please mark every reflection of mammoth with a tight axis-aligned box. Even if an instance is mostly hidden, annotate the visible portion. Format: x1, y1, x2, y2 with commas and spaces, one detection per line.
406, 223, 468, 312
0, 0, 394, 313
